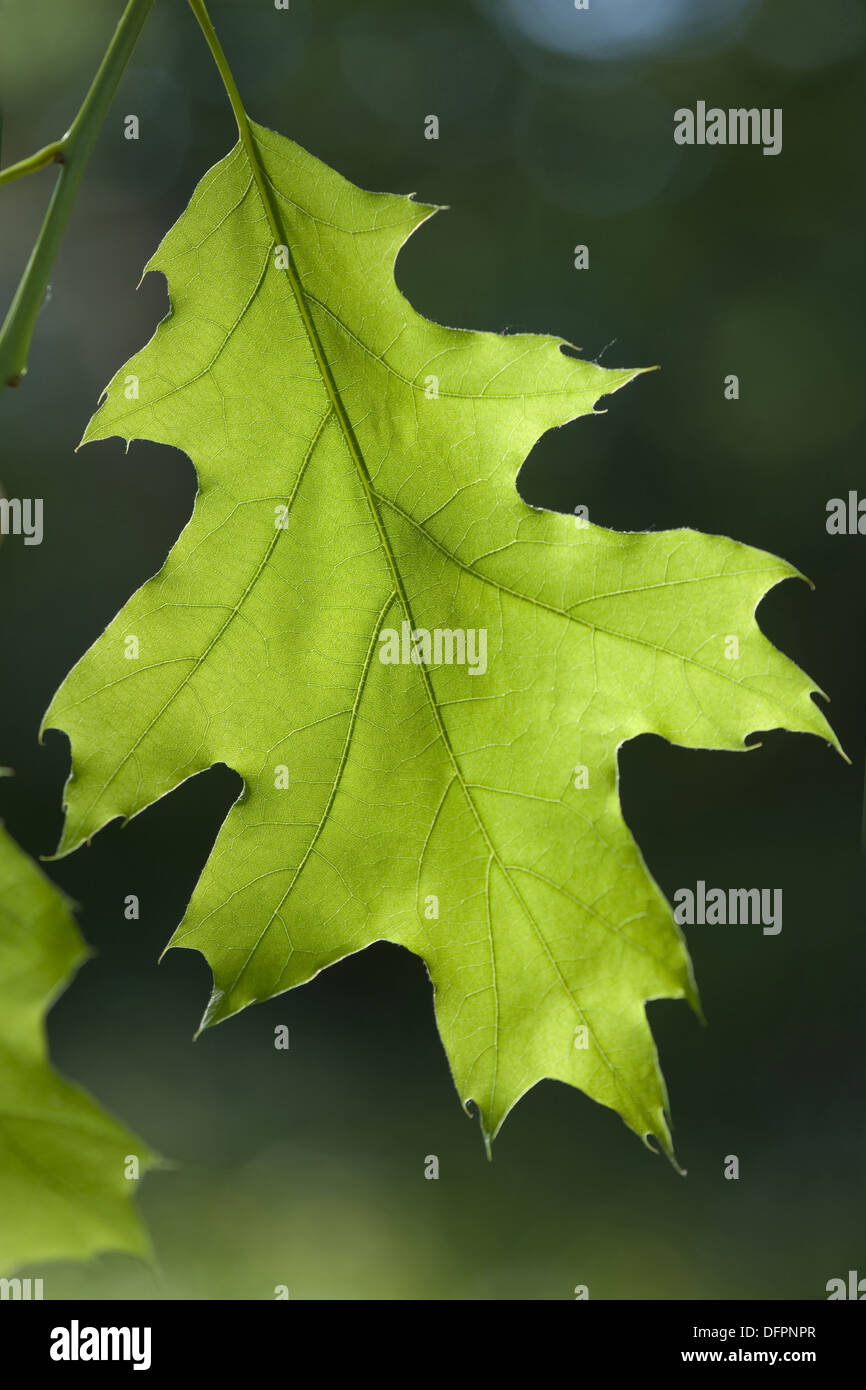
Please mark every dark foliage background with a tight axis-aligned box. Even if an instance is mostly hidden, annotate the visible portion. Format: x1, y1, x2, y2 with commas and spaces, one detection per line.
0, 0, 863, 1298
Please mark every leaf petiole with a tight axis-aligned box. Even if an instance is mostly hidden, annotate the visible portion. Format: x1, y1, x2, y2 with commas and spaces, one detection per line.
185, 0, 283, 247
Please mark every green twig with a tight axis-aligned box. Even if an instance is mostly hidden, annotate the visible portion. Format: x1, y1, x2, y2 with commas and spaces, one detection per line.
0, 142, 66, 188
0, 0, 155, 392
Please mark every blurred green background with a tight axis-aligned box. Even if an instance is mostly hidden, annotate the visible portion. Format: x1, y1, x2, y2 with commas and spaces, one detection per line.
0, 0, 864, 1299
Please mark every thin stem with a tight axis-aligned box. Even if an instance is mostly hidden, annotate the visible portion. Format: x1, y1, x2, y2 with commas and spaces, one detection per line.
185, 0, 356, 455
0, 0, 155, 392
186, 1, 263, 173
0, 142, 65, 188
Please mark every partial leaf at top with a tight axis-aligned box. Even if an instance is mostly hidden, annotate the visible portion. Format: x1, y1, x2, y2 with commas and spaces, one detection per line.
43, 122, 838, 1160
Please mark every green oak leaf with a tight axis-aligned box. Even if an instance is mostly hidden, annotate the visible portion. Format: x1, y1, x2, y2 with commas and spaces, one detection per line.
0, 812, 153, 1273
43, 124, 838, 1161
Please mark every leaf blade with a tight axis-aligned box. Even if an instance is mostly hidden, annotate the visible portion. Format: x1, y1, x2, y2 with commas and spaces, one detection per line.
44, 126, 837, 1159
0, 825, 154, 1274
